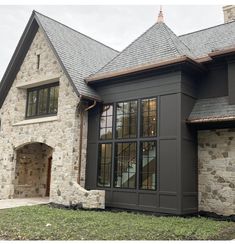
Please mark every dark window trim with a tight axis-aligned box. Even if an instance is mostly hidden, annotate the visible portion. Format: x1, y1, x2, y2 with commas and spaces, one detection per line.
115, 99, 138, 139
140, 97, 158, 138
25, 82, 59, 119
97, 96, 159, 192
97, 142, 112, 188
114, 141, 137, 189
139, 140, 157, 191
99, 104, 113, 140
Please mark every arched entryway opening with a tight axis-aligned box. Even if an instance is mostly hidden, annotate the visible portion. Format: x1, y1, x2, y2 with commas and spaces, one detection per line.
14, 142, 53, 198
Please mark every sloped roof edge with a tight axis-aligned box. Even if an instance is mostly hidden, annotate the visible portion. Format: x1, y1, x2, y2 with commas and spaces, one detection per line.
33, 11, 82, 100
0, 12, 37, 108
86, 56, 203, 83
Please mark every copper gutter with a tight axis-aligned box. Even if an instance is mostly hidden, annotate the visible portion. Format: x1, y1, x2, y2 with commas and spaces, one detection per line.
77, 97, 97, 184
186, 116, 235, 124
86, 56, 200, 83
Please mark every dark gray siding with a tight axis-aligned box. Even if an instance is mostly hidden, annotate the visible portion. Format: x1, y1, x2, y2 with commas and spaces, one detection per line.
197, 63, 228, 99
228, 60, 235, 104
93, 71, 181, 103
86, 69, 198, 215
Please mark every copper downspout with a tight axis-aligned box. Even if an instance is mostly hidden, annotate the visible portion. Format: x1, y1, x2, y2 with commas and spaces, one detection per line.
77, 97, 97, 184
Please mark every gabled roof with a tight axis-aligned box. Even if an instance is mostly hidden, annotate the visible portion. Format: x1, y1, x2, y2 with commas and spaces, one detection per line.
35, 12, 118, 100
88, 22, 195, 80
0, 11, 119, 107
179, 20, 235, 58
187, 96, 235, 123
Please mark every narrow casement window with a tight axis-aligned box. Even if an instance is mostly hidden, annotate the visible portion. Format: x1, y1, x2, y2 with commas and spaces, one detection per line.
100, 105, 113, 140
141, 98, 157, 137
27, 90, 37, 117
49, 86, 59, 114
114, 142, 137, 189
26, 82, 59, 118
97, 143, 112, 187
140, 141, 157, 190
37, 54, 40, 69
38, 88, 49, 115
116, 100, 137, 139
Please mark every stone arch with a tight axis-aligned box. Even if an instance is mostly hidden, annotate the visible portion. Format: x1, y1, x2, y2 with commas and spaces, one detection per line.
13, 142, 53, 198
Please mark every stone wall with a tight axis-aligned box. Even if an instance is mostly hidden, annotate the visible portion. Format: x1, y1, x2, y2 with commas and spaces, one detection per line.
0, 27, 104, 208
14, 143, 52, 198
223, 5, 235, 23
198, 129, 235, 216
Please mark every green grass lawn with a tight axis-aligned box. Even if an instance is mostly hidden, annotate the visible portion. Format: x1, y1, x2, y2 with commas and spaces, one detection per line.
0, 205, 234, 240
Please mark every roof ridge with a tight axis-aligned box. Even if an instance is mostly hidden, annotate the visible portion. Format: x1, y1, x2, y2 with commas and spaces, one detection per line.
33, 10, 119, 54
179, 19, 235, 37
90, 22, 161, 76
162, 23, 195, 57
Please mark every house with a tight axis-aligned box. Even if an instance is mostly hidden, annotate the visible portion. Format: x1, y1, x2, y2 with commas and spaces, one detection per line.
0, 6, 235, 217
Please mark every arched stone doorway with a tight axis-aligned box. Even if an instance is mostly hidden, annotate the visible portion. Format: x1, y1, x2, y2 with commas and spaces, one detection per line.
14, 143, 53, 198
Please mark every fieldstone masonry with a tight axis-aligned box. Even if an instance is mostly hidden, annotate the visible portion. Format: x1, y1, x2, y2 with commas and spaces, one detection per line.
223, 5, 235, 23
198, 129, 235, 216
0, 27, 104, 209
14, 143, 52, 198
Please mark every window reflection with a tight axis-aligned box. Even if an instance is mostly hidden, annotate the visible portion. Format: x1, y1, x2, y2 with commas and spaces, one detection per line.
98, 143, 112, 187
100, 105, 113, 140
140, 141, 156, 190
116, 100, 137, 139
141, 98, 157, 137
114, 142, 136, 189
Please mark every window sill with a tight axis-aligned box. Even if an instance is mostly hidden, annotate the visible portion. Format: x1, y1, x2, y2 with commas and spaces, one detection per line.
13, 116, 58, 126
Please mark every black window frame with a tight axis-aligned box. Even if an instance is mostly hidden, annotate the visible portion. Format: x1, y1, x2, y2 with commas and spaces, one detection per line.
97, 96, 159, 191
114, 141, 137, 189
139, 140, 157, 190
115, 100, 138, 139
97, 143, 112, 188
99, 104, 114, 140
25, 82, 59, 119
141, 97, 158, 138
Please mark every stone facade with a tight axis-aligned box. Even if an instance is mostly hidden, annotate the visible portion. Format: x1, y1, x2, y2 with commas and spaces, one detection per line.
223, 5, 235, 23
198, 129, 235, 216
0, 27, 104, 209
14, 143, 52, 198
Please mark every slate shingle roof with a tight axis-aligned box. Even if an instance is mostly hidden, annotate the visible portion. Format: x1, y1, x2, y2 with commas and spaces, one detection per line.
179, 20, 235, 58
35, 12, 119, 100
91, 22, 195, 77
89, 20, 235, 80
188, 97, 235, 123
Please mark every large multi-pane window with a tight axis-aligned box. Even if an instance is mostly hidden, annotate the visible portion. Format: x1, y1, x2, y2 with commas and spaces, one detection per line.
97, 98, 158, 190
140, 141, 156, 190
114, 142, 137, 189
141, 98, 157, 137
26, 82, 59, 118
97, 144, 112, 187
100, 105, 113, 140
116, 101, 137, 138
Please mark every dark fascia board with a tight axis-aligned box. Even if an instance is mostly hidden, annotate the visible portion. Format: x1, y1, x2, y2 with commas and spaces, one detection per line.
86, 56, 205, 85
0, 12, 38, 108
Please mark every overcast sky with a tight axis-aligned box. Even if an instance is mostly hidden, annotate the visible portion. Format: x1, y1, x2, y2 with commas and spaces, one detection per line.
0, 5, 224, 80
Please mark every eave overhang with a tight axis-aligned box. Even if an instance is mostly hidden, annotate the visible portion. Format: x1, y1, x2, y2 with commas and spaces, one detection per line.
186, 116, 235, 124
86, 56, 204, 84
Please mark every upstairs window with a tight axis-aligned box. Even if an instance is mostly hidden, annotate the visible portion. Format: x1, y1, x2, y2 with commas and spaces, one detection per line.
100, 105, 113, 140
116, 100, 137, 139
141, 98, 157, 137
26, 82, 59, 118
